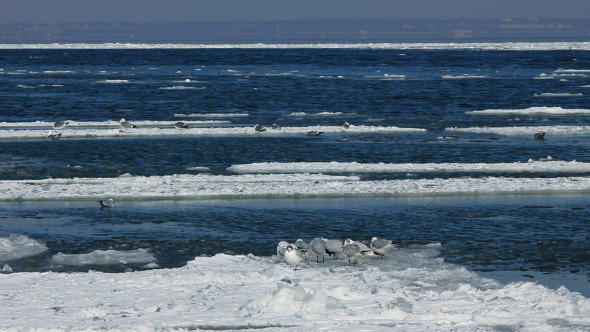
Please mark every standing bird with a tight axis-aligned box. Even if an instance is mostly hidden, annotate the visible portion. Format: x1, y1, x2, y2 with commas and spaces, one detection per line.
534, 132, 545, 140
310, 237, 329, 263
341, 122, 350, 129
254, 124, 267, 132
276, 241, 291, 256
53, 120, 69, 130
120, 118, 138, 129
370, 237, 396, 259
175, 121, 189, 129
294, 239, 309, 253
272, 123, 281, 130
47, 131, 62, 140
284, 245, 303, 270
98, 199, 116, 208
325, 239, 344, 260
342, 243, 362, 266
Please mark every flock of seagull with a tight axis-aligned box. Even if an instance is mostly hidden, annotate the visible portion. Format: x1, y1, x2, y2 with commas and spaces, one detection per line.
254, 121, 351, 136
277, 237, 396, 270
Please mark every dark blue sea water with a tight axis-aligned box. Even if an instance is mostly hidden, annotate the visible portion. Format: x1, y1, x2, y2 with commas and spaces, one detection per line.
1, 45, 589, 291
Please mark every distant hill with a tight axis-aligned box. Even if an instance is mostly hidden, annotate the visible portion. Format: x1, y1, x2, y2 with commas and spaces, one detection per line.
1, 18, 590, 43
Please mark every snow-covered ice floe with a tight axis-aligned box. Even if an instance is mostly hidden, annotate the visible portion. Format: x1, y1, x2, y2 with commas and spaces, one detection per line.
3, 173, 590, 202
0, 120, 230, 129
0, 125, 426, 141
2, 41, 590, 50
227, 160, 590, 174
51, 249, 157, 267
1, 247, 589, 331
446, 125, 590, 136
466, 106, 590, 116
0, 234, 48, 263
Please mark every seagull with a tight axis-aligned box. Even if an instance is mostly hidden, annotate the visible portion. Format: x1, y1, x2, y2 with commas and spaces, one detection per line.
272, 123, 281, 130
175, 121, 189, 129
325, 239, 344, 260
310, 237, 330, 263
276, 241, 292, 256
370, 237, 396, 259
284, 245, 303, 270
254, 124, 267, 132
98, 199, 116, 208
295, 239, 309, 253
344, 239, 375, 257
341, 122, 350, 129
53, 120, 69, 130
307, 131, 324, 136
120, 118, 137, 129
342, 243, 362, 266
47, 131, 62, 140
534, 132, 545, 140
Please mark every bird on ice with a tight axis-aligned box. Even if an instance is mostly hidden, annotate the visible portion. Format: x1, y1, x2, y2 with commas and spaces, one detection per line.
52, 120, 69, 130
342, 242, 362, 266
254, 124, 267, 132
534, 132, 545, 140
272, 123, 281, 130
175, 121, 189, 129
276, 241, 292, 256
98, 199, 116, 208
325, 239, 344, 260
120, 118, 138, 129
370, 237, 396, 259
307, 130, 324, 136
283, 245, 304, 270
46, 131, 62, 140
310, 237, 330, 263
341, 121, 350, 129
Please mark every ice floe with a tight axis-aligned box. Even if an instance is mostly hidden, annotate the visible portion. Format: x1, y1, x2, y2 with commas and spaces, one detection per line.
2, 41, 590, 50
446, 125, 590, 136
3, 173, 590, 202
466, 106, 590, 116
0, 120, 230, 129
51, 249, 157, 267
0, 125, 426, 141
0, 234, 48, 263
0, 248, 588, 331
174, 113, 249, 118
227, 160, 590, 174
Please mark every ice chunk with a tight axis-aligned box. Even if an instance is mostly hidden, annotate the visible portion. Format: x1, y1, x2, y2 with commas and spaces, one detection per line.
0, 234, 48, 263
51, 248, 156, 266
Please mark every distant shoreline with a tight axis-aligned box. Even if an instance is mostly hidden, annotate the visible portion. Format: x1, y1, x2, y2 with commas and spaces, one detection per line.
1, 18, 590, 43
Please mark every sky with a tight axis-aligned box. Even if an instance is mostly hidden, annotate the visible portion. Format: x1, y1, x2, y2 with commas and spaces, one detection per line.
2, 0, 590, 24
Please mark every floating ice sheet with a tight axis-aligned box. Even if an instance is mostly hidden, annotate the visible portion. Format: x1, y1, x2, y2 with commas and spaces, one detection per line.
1, 41, 590, 50
0, 125, 426, 141
0, 120, 230, 129
0, 234, 48, 263
466, 106, 590, 116
0, 248, 588, 331
51, 249, 157, 266
227, 160, 590, 174
3, 173, 590, 202
446, 125, 590, 136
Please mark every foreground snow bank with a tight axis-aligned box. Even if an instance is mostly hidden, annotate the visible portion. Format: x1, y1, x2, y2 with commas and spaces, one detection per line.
0, 248, 588, 331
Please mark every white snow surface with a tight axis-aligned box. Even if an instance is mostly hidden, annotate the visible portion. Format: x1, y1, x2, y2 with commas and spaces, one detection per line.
1, 41, 590, 50
466, 106, 590, 116
0, 234, 48, 263
1, 248, 588, 331
3, 172, 590, 202
446, 125, 590, 136
227, 160, 590, 174
0, 125, 426, 140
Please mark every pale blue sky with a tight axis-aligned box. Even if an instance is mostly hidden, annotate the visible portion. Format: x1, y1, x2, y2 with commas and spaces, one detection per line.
2, 0, 590, 24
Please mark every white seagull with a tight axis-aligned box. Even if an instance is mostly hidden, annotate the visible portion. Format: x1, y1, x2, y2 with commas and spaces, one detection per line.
120, 118, 138, 129
342, 243, 362, 266
284, 245, 303, 270
370, 237, 396, 259
310, 237, 329, 263
276, 241, 292, 256
53, 120, 69, 130
325, 239, 344, 260
98, 199, 116, 208
47, 131, 62, 140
